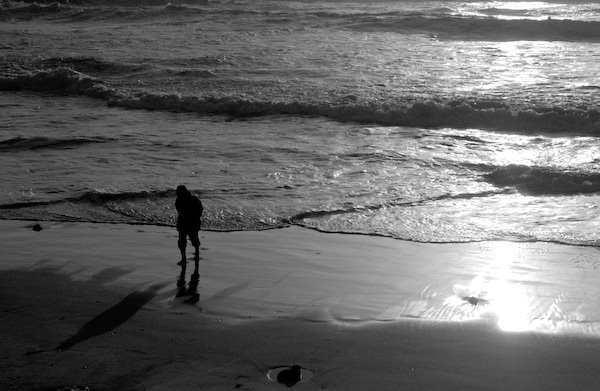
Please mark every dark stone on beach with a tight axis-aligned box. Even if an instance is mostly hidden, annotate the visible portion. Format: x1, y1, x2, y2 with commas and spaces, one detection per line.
463, 296, 479, 305
32, 223, 43, 231
463, 296, 488, 306
277, 365, 302, 387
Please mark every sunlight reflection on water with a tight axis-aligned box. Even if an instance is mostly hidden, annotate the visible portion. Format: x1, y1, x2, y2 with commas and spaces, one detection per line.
480, 242, 533, 332
441, 242, 548, 332
375, 239, 600, 337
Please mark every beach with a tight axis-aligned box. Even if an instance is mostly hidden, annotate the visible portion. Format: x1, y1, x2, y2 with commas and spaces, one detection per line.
3, 219, 600, 391
2, 0, 600, 389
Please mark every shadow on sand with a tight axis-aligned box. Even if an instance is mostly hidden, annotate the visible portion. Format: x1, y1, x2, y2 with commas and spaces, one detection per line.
55, 283, 165, 351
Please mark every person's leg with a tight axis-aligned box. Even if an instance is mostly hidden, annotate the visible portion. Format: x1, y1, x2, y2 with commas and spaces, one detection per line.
177, 230, 187, 265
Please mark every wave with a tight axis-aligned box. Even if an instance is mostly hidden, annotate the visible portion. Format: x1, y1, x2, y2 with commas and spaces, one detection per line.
0, 185, 596, 245
0, 189, 176, 210
478, 8, 536, 18
483, 165, 600, 195
4, 0, 209, 7
1, 0, 209, 21
0, 2, 70, 20
0, 187, 515, 235
0, 68, 114, 98
77, 188, 176, 203
112, 94, 600, 135
4, 1, 599, 43
0, 188, 255, 230
345, 14, 600, 42
289, 189, 515, 223
0, 136, 114, 151
0, 189, 180, 226
2, 68, 599, 135
34, 57, 149, 76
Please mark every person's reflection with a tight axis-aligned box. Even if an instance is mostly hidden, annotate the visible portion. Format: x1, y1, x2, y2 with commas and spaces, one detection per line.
177, 261, 200, 303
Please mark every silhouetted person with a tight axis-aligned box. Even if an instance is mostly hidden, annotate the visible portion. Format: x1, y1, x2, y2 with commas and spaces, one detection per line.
176, 185, 203, 271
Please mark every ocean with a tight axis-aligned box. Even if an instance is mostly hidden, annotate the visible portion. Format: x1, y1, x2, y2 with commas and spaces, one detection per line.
1, 0, 599, 245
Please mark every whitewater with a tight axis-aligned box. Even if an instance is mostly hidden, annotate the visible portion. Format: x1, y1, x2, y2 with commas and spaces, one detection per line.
1, 0, 600, 245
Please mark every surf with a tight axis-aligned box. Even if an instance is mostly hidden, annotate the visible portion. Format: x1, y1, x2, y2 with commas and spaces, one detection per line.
2, 68, 599, 135
345, 15, 600, 42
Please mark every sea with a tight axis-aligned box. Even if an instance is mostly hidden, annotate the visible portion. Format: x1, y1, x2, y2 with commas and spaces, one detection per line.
1, 0, 600, 246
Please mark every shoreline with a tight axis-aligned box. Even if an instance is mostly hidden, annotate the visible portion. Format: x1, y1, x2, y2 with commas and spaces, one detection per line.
8, 216, 600, 249
3, 219, 600, 390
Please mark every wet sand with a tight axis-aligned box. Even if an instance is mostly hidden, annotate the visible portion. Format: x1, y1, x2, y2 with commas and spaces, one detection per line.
2, 220, 600, 390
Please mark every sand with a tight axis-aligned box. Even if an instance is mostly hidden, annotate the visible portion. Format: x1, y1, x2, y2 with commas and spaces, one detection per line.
2, 220, 600, 390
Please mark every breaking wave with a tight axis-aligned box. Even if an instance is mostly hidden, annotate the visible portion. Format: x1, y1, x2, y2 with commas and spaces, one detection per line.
0, 189, 175, 210
0, 189, 180, 226
484, 165, 600, 195
2, 68, 599, 135
0, 68, 114, 98
288, 189, 515, 223
345, 15, 600, 42
0, 188, 279, 230
115, 94, 600, 135
0, 187, 516, 231
0, 183, 597, 244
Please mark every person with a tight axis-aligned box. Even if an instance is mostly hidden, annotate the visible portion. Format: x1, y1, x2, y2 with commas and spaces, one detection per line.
175, 185, 203, 267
